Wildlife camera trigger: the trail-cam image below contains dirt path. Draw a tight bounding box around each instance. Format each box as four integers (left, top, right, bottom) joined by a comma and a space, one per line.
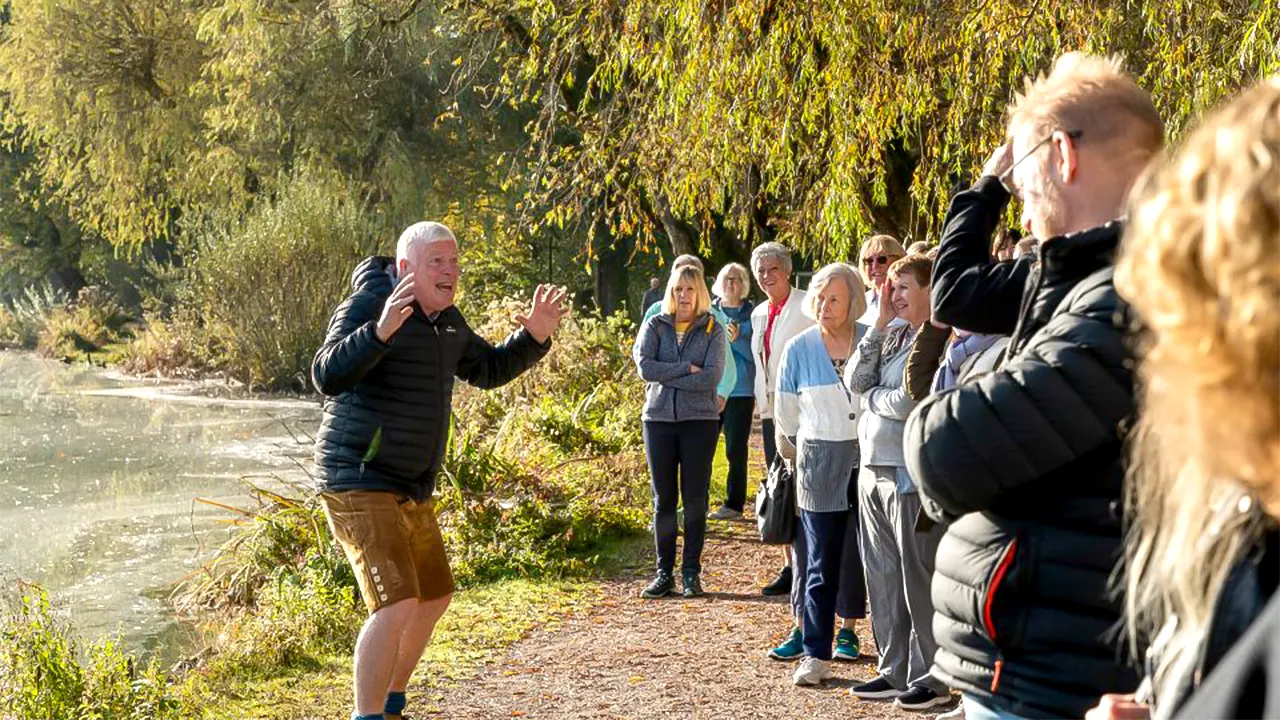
421, 521, 956, 719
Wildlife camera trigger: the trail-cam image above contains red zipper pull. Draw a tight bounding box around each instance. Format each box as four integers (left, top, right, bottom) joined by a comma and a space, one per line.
991, 656, 1004, 692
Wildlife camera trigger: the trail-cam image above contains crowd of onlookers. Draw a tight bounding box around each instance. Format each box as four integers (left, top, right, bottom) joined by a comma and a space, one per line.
632, 52, 1280, 719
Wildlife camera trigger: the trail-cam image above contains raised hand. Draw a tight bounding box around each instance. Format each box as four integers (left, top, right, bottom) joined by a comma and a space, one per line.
875, 276, 896, 330
982, 143, 1015, 180
376, 273, 416, 343
515, 284, 569, 343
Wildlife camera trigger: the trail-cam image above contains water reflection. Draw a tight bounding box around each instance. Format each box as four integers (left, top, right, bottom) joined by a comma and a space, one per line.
0, 352, 320, 658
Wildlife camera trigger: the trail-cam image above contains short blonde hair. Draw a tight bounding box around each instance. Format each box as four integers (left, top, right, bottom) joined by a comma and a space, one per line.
661, 265, 713, 317
1119, 78, 1280, 711
1007, 52, 1163, 167
906, 241, 930, 255
803, 263, 867, 329
712, 262, 750, 301
857, 234, 907, 284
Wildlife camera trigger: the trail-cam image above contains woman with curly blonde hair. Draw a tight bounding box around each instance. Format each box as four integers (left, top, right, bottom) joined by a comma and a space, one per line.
1087, 79, 1280, 720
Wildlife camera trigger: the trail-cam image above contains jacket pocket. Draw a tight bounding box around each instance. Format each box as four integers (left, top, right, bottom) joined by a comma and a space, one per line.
982, 535, 1020, 645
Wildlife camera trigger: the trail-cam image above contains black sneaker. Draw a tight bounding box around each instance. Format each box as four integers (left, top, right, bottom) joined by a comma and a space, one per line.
681, 572, 704, 598
640, 571, 675, 599
893, 685, 953, 710
849, 676, 903, 700
761, 565, 792, 596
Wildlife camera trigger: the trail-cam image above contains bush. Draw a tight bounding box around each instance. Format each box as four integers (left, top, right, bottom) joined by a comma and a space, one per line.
112, 315, 208, 378
0, 281, 66, 349
0, 588, 183, 720
35, 286, 132, 362
183, 167, 391, 390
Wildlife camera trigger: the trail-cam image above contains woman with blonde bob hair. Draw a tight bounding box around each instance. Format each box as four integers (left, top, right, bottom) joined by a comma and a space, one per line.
1087, 79, 1280, 720
773, 263, 870, 686
856, 235, 907, 327
634, 264, 726, 600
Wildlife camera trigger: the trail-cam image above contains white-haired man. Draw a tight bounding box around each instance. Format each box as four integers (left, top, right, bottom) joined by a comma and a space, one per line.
312, 221, 566, 720
906, 53, 1163, 719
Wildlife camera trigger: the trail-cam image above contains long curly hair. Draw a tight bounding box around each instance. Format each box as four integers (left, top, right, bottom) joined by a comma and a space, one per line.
1117, 78, 1280, 714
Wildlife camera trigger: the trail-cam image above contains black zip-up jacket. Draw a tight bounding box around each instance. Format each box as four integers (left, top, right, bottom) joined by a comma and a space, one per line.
311, 256, 550, 501
905, 176, 1140, 718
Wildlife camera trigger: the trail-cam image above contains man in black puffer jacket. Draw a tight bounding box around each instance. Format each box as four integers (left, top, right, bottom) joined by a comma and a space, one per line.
904, 53, 1164, 719
312, 221, 565, 720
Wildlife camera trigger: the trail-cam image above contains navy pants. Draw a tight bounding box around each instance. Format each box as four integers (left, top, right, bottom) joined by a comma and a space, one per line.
719, 396, 754, 511
643, 420, 718, 575
798, 509, 855, 660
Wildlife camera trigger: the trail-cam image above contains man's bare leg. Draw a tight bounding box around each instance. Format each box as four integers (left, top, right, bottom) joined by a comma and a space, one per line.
353, 598, 419, 715
388, 594, 452, 693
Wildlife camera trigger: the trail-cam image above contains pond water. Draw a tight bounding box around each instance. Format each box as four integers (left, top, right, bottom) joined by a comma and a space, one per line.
0, 352, 321, 658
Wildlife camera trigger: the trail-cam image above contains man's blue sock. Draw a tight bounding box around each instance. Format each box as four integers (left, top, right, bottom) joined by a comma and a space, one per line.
352, 714, 384, 720
385, 691, 408, 715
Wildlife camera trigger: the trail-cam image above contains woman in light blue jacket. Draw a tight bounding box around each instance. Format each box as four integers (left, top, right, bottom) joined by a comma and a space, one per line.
770, 263, 870, 687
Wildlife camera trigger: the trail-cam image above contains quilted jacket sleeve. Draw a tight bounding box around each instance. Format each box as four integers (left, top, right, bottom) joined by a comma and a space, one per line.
311, 288, 391, 397
906, 269, 1133, 516
931, 176, 1032, 335
456, 317, 552, 389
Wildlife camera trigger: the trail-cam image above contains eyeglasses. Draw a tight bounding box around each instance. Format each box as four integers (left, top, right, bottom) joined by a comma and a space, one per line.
861, 255, 890, 266
1001, 129, 1083, 184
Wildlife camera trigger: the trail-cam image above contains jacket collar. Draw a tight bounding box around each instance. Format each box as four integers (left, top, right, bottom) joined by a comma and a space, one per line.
1037, 220, 1122, 285
653, 312, 714, 332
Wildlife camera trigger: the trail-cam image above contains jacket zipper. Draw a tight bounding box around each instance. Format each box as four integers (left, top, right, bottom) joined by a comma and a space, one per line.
984, 537, 1019, 692
1009, 264, 1044, 356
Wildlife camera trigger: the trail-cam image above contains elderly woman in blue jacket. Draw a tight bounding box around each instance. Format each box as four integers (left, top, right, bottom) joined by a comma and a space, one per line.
633, 264, 726, 600
772, 263, 870, 687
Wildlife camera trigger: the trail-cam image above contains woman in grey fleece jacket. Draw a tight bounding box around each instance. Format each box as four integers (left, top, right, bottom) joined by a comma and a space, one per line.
844, 254, 951, 709
632, 265, 725, 600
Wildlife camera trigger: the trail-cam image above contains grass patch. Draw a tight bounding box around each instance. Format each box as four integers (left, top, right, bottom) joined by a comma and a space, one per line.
193, 579, 596, 719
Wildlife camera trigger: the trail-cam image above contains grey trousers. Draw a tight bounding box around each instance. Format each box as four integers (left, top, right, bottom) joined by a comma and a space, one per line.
858, 465, 947, 693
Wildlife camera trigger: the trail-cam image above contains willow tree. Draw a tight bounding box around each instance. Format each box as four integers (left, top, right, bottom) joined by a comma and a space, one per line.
0, 0, 534, 252
476, 0, 1280, 260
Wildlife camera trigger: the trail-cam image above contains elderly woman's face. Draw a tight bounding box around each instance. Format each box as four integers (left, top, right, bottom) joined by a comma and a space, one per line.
861, 249, 897, 287
815, 279, 851, 332
892, 271, 931, 328
721, 272, 747, 302
754, 256, 790, 301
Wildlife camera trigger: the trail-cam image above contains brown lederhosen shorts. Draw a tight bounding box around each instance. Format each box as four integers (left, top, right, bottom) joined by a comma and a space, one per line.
320, 490, 456, 613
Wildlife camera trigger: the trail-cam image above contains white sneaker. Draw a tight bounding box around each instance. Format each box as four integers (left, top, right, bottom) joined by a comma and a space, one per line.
936, 700, 966, 719
792, 657, 832, 686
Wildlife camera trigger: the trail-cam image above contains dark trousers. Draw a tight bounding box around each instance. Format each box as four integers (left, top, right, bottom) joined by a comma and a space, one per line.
799, 509, 851, 660
643, 420, 718, 575
719, 396, 754, 511
790, 485, 868, 620
761, 418, 778, 469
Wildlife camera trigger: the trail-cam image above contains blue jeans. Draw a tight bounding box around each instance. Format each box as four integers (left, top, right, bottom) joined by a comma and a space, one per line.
963, 695, 1031, 720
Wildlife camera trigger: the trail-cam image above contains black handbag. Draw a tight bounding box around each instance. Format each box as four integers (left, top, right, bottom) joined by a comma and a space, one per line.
756, 454, 796, 545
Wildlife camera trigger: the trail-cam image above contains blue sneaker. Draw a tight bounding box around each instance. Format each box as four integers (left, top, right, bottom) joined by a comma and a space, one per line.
768, 627, 805, 661
833, 628, 860, 662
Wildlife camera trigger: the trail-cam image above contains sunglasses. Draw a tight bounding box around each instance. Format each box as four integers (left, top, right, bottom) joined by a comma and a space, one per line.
861, 255, 890, 266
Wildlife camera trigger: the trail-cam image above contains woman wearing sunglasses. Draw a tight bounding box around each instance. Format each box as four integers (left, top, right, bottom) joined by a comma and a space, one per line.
856, 235, 907, 328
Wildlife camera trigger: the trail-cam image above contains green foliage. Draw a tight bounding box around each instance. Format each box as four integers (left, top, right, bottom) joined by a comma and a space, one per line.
480, 0, 1280, 255
183, 167, 387, 390
0, 588, 183, 720
35, 286, 133, 361
0, 280, 65, 348
111, 316, 208, 378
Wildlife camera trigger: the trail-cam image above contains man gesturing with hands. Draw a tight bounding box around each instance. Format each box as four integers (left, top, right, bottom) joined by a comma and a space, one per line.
312, 221, 566, 720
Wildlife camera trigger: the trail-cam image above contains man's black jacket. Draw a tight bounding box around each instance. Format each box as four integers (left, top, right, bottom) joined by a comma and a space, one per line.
312, 256, 549, 501
905, 176, 1140, 718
